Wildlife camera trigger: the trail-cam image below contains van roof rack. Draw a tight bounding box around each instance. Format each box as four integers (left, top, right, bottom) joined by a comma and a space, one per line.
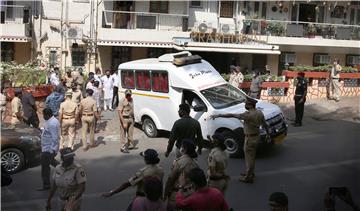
173, 55, 202, 66
158, 51, 192, 62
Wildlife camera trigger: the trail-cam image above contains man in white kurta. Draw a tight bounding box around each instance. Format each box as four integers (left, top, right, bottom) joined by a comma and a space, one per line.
101, 70, 114, 111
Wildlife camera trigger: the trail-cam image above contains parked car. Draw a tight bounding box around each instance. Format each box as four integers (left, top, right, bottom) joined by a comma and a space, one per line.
1, 123, 41, 174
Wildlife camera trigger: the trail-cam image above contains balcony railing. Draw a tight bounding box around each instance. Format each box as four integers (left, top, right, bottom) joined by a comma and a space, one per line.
102, 10, 189, 32
243, 19, 360, 40
0, 5, 30, 24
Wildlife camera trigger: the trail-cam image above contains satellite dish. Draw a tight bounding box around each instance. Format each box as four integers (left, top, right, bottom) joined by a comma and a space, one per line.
198, 23, 208, 33
68, 28, 78, 39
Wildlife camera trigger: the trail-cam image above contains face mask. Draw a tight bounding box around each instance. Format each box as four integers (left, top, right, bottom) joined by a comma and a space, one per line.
107, 74, 110, 78
180, 147, 185, 155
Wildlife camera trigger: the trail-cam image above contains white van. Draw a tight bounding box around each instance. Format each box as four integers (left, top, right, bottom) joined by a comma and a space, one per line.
118, 52, 287, 157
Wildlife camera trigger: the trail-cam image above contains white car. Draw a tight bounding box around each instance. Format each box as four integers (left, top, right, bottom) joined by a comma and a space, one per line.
118, 52, 287, 157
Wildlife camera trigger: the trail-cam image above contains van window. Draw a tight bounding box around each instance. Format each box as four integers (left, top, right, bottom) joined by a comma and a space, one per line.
136, 70, 151, 91
152, 71, 169, 93
201, 83, 246, 109
121, 70, 135, 89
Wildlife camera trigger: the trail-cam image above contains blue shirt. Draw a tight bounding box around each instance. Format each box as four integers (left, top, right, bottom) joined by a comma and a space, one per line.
41, 116, 60, 153
45, 92, 64, 116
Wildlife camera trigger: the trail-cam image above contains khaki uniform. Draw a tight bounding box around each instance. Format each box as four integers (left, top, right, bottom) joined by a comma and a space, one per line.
11, 96, 22, 125
53, 163, 86, 211
238, 108, 267, 179
71, 90, 83, 105
207, 147, 229, 194
59, 99, 78, 149
128, 164, 164, 196
165, 154, 198, 204
330, 65, 341, 101
79, 96, 97, 148
64, 75, 75, 89
118, 97, 134, 149
72, 71, 84, 90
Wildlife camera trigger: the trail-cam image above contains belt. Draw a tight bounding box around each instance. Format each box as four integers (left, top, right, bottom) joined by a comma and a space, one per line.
62, 117, 75, 120
82, 113, 94, 116
245, 133, 260, 137
135, 192, 145, 197
295, 94, 303, 97
122, 116, 133, 119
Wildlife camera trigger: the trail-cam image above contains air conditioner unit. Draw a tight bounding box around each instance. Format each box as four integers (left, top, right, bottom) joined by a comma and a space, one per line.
347, 55, 360, 65
194, 22, 212, 33
67, 27, 83, 40
315, 55, 331, 64
285, 54, 296, 63
220, 23, 235, 34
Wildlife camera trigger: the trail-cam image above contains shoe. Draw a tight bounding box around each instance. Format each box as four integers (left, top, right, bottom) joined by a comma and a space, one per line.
240, 173, 255, 178
239, 176, 254, 184
128, 143, 138, 150
89, 143, 99, 148
37, 186, 50, 191
120, 148, 129, 153
293, 123, 302, 127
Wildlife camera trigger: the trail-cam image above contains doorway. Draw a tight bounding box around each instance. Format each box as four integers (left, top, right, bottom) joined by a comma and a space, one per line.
299, 4, 316, 22
252, 54, 267, 73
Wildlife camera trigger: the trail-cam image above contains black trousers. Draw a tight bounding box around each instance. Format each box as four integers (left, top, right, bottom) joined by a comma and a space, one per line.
294, 96, 305, 124
41, 152, 59, 187
24, 112, 40, 129
112, 86, 119, 109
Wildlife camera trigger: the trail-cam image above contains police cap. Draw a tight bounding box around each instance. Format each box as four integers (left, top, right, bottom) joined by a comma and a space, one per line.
125, 89, 132, 96
212, 133, 225, 144
140, 149, 159, 160
60, 147, 75, 158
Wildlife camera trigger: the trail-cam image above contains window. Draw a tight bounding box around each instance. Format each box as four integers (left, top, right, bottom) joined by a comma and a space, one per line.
1, 42, 14, 62
346, 55, 360, 66
112, 47, 130, 70
49, 50, 57, 66
190, 1, 202, 8
150, 1, 168, 13
313, 53, 330, 66
152, 71, 169, 93
279, 52, 296, 73
71, 48, 85, 66
136, 70, 151, 91
121, 70, 135, 89
220, 1, 234, 18
72, 0, 89, 2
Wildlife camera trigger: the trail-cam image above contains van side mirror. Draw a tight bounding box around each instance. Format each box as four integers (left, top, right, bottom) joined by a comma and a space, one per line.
193, 105, 206, 112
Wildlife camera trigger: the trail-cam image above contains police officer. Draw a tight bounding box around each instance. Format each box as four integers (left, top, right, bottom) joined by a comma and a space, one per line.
249, 70, 262, 99
329, 59, 342, 102
70, 83, 83, 106
118, 89, 135, 153
79, 89, 99, 151
101, 149, 164, 198
72, 68, 84, 91
165, 103, 203, 158
46, 148, 86, 211
164, 139, 199, 208
11, 88, 23, 125
64, 70, 75, 89
293, 72, 307, 127
59, 91, 79, 149
211, 98, 271, 183
207, 134, 229, 194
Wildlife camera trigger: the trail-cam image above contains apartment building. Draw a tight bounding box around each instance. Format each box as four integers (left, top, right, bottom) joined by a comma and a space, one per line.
1, 1, 359, 75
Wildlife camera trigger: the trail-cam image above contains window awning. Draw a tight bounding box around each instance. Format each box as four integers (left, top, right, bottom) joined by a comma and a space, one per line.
173, 42, 281, 55
97, 40, 173, 48
0, 36, 31, 42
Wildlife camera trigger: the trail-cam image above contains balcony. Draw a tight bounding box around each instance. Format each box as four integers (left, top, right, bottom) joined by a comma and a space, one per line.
0, 5, 31, 41
98, 10, 189, 46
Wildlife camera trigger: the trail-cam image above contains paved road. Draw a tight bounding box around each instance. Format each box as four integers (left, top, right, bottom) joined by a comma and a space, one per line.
2, 100, 360, 211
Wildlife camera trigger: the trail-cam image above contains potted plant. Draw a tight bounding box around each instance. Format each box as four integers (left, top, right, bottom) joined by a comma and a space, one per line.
266, 22, 285, 36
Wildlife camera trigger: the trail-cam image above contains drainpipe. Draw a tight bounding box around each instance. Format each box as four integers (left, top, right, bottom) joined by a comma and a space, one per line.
94, 0, 99, 73
60, 0, 63, 72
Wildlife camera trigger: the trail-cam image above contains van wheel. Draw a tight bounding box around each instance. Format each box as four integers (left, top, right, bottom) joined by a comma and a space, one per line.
222, 130, 244, 158
142, 117, 158, 138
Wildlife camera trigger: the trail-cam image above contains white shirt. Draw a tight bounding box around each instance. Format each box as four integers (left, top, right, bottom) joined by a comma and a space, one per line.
41, 116, 60, 153
101, 75, 114, 99
94, 74, 103, 88
86, 81, 95, 91
50, 72, 60, 86
111, 74, 120, 88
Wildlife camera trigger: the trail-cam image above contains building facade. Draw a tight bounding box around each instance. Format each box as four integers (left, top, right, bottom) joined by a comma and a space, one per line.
1, 1, 359, 75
